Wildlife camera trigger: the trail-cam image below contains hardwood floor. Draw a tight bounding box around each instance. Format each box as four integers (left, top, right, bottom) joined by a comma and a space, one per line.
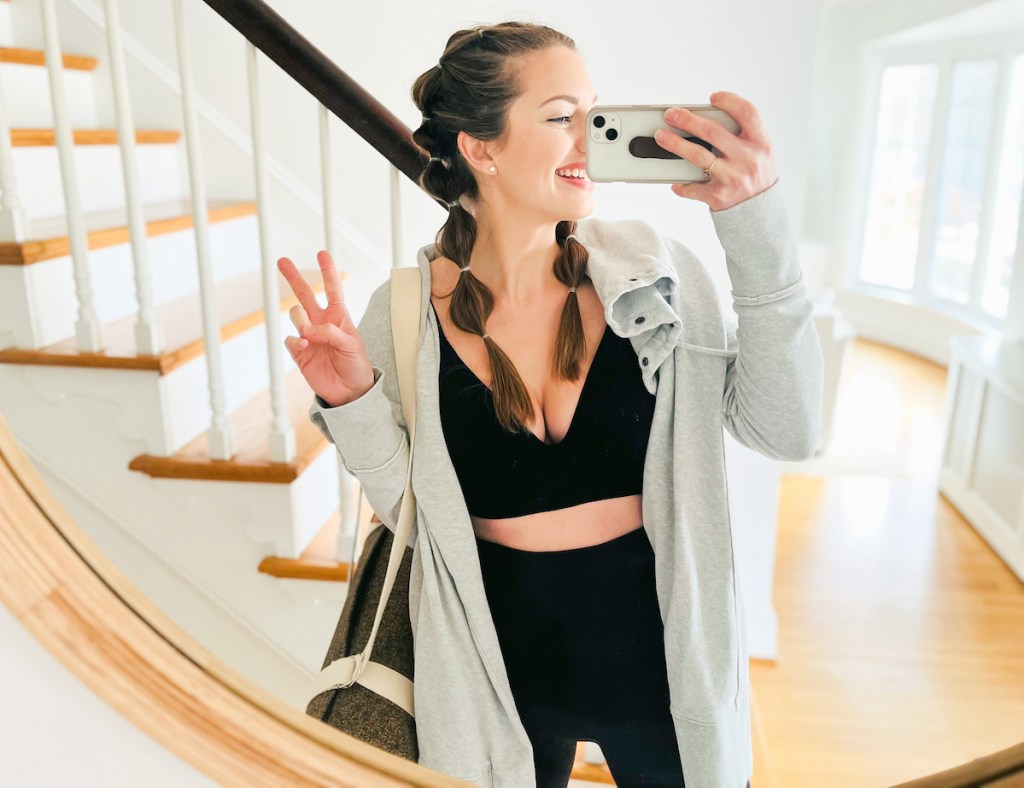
757, 339, 1024, 787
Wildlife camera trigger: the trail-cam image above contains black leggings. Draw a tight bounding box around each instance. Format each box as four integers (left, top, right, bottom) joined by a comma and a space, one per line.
475, 524, 687, 787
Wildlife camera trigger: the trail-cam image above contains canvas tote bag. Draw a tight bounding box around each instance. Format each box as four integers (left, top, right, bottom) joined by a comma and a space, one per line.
305, 266, 422, 761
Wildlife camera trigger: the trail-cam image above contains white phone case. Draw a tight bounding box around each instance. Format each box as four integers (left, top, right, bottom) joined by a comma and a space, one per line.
584, 104, 740, 184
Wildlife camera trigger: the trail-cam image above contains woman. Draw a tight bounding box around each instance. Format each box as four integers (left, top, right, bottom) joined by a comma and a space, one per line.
279, 21, 821, 788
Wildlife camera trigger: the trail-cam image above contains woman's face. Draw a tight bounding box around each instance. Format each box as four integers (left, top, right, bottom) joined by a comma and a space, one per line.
462, 46, 598, 223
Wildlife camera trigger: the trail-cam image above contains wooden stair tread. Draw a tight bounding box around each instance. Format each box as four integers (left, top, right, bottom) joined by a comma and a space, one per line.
258, 510, 352, 582
571, 751, 615, 784
11, 128, 181, 147
129, 364, 330, 484
0, 200, 258, 266
0, 265, 335, 374
0, 46, 97, 70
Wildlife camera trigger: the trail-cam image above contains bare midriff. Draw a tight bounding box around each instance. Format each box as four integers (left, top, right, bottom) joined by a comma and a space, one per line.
472, 493, 644, 552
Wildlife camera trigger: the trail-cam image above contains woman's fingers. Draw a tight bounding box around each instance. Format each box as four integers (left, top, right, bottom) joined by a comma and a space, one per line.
283, 334, 308, 358
317, 250, 356, 330
299, 320, 350, 350
289, 303, 311, 331
663, 107, 740, 158
278, 256, 324, 320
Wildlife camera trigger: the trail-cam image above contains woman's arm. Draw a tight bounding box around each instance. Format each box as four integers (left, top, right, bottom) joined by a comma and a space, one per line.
308, 280, 411, 533
711, 180, 824, 460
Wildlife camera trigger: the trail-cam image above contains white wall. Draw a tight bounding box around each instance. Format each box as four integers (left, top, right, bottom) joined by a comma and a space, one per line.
261, 0, 827, 314
33, 0, 827, 318
0, 603, 213, 787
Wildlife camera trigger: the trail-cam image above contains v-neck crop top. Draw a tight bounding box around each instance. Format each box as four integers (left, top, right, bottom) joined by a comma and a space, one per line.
431, 301, 656, 519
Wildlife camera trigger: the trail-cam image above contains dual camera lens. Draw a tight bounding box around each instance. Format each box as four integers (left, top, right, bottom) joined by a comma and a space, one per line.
592, 115, 617, 140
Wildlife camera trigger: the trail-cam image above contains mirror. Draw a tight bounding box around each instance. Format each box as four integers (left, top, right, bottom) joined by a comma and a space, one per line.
1, 0, 1022, 785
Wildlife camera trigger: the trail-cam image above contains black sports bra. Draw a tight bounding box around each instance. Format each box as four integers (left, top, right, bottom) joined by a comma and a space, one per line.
431, 300, 656, 519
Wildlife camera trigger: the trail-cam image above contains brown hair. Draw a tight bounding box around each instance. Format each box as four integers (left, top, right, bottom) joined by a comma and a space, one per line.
411, 22, 590, 436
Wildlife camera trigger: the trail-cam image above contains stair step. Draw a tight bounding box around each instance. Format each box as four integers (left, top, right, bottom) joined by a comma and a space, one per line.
259, 509, 352, 582
0, 46, 97, 71
129, 363, 329, 484
0, 199, 257, 266
0, 263, 333, 373
10, 128, 180, 147
571, 747, 615, 784
259, 494, 384, 582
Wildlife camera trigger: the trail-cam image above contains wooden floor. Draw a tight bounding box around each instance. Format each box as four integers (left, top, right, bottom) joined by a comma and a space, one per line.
755, 339, 1024, 787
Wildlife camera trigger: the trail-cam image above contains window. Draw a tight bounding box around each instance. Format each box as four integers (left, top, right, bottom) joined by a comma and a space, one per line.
855, 46, 1024, 329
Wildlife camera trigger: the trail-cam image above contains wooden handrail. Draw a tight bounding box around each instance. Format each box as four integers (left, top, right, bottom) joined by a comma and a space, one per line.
200, 0, 432, 194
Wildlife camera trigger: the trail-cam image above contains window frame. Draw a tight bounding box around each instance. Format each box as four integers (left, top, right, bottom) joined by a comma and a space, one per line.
845, 28, 1024, 335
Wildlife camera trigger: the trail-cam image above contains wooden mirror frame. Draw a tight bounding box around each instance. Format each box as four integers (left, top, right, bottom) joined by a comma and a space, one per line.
0, 411, 460, 786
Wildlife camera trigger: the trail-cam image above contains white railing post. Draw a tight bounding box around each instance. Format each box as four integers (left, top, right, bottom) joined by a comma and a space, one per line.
171, 0, 232, 459
39, 0, 103, 352
389, 163, 403, 266
319, 102, 361, 564
103, 0, 164, 356
0, 79, 29, 243
246, 42, 295, 463
319, 104, 334, 260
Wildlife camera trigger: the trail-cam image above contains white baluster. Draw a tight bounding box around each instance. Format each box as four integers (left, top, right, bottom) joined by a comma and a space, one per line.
103, 0, 163, 356
319, 103, 334, 259
246, 42, 295, 463
320, 102, 361, 564
389, 163, 403, 266
171, 0, 232, 459
40, 0, 103, 352
0, 80, 29, 242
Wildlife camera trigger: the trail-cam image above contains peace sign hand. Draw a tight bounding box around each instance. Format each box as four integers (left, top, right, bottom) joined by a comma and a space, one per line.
277, 250, 375, 408
654, 91, 778, 212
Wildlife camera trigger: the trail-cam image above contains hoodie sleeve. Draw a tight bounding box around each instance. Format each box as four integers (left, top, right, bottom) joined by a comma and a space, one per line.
709, 178, 824, 461
307, 279, 410, 534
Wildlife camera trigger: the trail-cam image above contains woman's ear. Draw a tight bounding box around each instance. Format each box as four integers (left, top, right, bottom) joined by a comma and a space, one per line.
456, 130, 496, 177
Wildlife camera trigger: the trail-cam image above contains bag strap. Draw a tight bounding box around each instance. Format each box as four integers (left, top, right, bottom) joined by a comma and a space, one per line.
309, 267, 422, 713
352, 266, 421, 671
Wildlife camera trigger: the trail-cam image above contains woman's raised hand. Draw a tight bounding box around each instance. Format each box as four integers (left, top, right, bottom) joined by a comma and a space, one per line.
278, 250, 375, 408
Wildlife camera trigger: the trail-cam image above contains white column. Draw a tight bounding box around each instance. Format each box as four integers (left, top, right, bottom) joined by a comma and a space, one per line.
246, 42, 295, 463
40, 0, 103, 352
103, 0, 163, 355
171, 0, 232, 459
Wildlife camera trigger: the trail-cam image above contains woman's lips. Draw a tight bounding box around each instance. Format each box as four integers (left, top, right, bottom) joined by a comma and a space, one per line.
557, 172, 595, 191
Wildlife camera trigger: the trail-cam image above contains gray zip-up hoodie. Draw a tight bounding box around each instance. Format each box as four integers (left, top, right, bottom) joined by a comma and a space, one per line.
309, 177, 823, 787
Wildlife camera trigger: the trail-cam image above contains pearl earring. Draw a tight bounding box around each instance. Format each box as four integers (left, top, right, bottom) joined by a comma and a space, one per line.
489, 165, 496, 174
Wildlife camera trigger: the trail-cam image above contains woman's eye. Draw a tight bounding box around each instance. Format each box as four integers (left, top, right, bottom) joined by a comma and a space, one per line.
549, 116, 572, 124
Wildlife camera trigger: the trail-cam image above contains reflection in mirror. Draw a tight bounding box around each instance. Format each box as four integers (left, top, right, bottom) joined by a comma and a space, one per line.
1, 0, 1022, 786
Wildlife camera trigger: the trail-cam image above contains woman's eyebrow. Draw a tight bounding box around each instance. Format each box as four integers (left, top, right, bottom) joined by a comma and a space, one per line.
540, 94, 598, 107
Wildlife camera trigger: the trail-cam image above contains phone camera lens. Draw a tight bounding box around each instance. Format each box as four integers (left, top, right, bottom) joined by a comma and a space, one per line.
606, 128, 618, 141
593, 115, 606, 128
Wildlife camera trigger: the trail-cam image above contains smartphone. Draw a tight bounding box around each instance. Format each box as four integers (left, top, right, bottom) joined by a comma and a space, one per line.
584, 104, 740, 184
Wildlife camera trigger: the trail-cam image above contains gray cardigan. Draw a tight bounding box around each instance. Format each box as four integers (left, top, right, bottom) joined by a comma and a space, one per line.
309, 177, 823, 787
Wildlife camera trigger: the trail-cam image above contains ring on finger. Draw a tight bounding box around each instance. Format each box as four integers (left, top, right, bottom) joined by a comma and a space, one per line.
703, 155, 719, 176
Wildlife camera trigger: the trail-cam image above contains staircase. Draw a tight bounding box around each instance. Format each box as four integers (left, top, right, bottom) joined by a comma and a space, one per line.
0, 2, 635, 783
0, 0, 378, 710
